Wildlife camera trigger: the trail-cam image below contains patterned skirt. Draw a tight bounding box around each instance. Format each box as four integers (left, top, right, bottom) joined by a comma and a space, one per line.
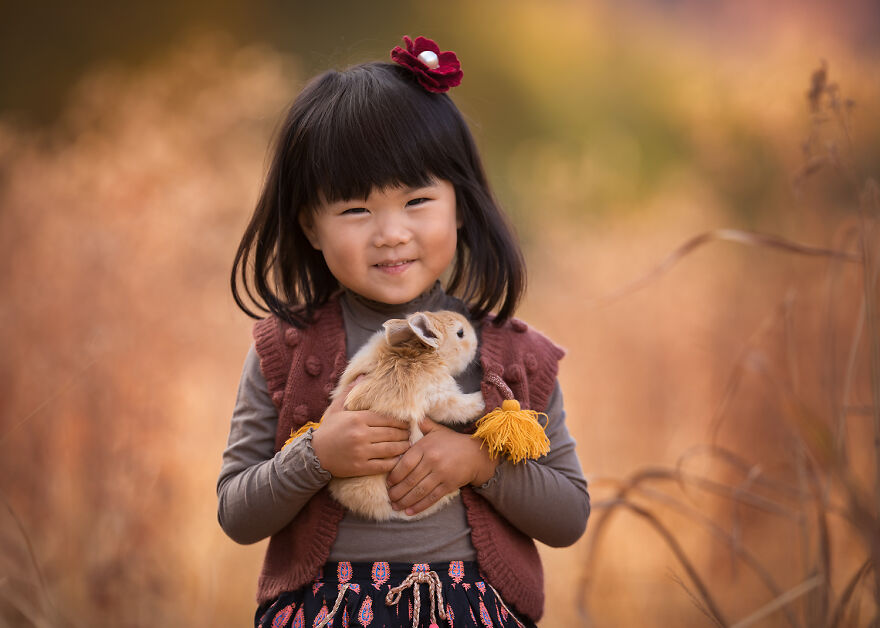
255, 561, 537, 628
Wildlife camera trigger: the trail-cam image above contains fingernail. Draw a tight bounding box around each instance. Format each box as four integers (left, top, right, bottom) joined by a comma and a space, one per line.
405, 508, 415, 516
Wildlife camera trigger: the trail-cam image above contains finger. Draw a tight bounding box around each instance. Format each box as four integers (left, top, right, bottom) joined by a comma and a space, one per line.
360, 411, 408, 429
325, 387, 351, 414
388, 462, 433, 505
367, 426, 411, 443
386, 448, 424, 493
418, 416, 440, 432
395, 474, 443, 511
404, 484, 454, 516
359, 457, 401, 475
368, 440, 410, 460
327, 375, 366, 412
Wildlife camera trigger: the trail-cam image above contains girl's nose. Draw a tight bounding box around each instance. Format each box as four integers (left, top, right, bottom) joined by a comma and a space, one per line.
372, 213, 411, 248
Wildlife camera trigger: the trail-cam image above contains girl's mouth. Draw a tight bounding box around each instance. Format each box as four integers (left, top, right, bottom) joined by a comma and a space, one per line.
374, 259, 414, 274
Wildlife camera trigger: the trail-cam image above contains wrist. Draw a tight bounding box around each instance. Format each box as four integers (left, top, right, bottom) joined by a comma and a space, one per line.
310, 429, 329, 472
469, 438, 500, 486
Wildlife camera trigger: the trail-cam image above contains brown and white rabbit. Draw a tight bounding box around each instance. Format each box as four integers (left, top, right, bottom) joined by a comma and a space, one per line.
328, 310, 485, 521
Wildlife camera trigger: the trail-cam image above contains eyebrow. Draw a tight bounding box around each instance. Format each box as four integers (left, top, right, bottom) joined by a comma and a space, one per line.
373, 183, 435, 198
402, 180, 440, 193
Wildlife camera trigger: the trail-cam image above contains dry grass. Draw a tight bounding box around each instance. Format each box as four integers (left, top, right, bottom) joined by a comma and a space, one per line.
573, 66, 880, 627
0, 37, 288, 626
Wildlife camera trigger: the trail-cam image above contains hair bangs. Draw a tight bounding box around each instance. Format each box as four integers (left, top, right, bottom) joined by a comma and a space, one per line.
299, 64, 462, 207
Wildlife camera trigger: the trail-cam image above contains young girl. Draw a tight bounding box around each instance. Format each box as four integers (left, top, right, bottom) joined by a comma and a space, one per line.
218, 36, 589, 628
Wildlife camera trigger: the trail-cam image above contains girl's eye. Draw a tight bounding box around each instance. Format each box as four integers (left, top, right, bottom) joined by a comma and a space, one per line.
341, 207, 368, 215
406, 197, 430, 207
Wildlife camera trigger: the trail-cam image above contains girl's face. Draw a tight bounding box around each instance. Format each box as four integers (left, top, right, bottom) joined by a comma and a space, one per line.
301, 178, 459, 305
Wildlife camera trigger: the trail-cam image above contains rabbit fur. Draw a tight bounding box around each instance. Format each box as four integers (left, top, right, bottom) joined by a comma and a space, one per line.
328, 310, 485, 521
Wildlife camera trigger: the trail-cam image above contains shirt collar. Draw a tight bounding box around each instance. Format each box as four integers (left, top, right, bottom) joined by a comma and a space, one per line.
340, 281, 449, 333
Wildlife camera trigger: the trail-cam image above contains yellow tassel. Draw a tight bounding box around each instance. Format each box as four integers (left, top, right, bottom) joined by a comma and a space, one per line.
472, 399, 550, 464
283, 420, 321, 447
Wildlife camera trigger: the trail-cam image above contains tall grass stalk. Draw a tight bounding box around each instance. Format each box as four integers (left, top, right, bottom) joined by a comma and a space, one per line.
580, 65, 880, 627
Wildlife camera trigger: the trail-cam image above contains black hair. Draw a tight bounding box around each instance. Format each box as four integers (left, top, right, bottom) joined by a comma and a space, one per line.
231, 61, 525, 327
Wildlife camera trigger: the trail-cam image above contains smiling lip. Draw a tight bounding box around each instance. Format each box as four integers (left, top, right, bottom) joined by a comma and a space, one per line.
374, 259, 414, 274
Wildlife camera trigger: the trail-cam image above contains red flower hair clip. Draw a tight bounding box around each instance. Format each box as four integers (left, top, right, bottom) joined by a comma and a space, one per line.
390, 36, 463, 93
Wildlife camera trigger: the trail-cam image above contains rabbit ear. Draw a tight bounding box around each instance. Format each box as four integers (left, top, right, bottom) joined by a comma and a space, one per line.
383, 318, 414, 346
406, 312, 441, 349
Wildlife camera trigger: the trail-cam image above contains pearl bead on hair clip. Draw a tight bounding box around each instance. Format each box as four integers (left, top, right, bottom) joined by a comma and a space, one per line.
417, 50, 440, 69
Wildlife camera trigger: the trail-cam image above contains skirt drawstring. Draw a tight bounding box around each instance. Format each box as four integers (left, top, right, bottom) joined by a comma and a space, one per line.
314, 583, 350, 628
486, 583, 527, 628
256, 561, 537, 628
384, 570, 446, 628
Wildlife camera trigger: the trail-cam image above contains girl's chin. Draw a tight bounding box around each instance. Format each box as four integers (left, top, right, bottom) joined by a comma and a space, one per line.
361, 284, 435, 305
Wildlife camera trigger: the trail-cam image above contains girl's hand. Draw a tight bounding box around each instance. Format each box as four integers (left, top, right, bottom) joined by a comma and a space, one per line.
311, 388, 411, 478
386, 417, 499, 516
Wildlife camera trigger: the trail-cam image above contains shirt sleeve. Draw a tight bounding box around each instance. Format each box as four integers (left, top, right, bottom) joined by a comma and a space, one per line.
216, 344, 331, 544
473, 380, 590, 547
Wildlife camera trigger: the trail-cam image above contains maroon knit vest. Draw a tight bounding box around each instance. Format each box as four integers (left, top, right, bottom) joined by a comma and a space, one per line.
252, 296, 564, 621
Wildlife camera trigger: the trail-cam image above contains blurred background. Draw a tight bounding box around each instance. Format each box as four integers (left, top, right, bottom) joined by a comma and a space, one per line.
2, 1, 879, 626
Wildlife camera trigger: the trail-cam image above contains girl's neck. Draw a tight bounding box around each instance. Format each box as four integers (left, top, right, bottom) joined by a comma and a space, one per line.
341, 281, 446, 331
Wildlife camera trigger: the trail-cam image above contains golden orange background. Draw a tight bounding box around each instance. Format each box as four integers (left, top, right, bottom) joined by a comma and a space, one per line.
1, 2, 879, 626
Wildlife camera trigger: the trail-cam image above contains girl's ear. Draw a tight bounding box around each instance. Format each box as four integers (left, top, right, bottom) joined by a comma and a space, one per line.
298, 211, 321, 250
406, 313, 441, 349
383, 318, 414, 346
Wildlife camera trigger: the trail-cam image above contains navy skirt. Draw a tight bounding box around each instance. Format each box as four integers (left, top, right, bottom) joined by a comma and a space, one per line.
255, 561, 537, 628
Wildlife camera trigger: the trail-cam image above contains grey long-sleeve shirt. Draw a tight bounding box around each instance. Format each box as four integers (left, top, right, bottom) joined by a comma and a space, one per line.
217, 285, 589, 562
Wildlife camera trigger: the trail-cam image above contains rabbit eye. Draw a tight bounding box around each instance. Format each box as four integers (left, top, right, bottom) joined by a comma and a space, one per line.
457, 328, 464, 338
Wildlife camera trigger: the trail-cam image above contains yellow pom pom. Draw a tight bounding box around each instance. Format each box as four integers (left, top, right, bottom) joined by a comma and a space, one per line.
283, 420, 322, 447
472, 400, 550, 464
